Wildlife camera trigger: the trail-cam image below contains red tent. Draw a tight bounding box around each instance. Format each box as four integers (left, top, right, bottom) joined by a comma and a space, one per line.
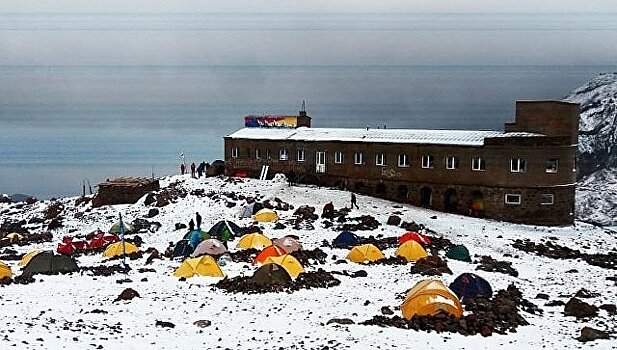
57, 242, 76, 255
89, 233, 120, 249
398, 231, 431, 246
252, 245, 287, 265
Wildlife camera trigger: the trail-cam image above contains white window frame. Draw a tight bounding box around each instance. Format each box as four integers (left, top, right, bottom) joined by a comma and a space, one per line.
472, 157, 485, 171
279, 148, 289, 161
421, 155, 434, 169
354, 152, 364, 165
398, 154, 410, 168
375, 154, 386, 166
540, 194, 554, 205
445, 156, 459, 170
231, 147, 239, 158
297, 149, 305, 162
335, 151, 344, 164
255, 149, 261, 159
505, 194, 522, 205
510, 158, 526, 173
546, 158, 558, 173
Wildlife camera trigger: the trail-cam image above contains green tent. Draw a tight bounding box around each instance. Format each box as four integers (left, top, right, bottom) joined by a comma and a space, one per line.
110, 221, 134, 235
183, 230, 210, 241
250, 263, 292, 287
208, 220, 241, 242
22, 251, 79, 276
446, 244, 472, 262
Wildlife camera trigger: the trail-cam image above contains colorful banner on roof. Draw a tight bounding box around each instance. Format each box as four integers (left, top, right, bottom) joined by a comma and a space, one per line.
245, 115, 298, 128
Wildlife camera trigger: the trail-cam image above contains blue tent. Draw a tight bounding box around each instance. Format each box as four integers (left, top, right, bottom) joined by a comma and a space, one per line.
332, 231, 360, 248
449, 273, 493, 301
172, 239, 194, 258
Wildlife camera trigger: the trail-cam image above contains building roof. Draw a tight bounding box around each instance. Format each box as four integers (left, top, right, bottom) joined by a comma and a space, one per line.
226, 127, 543, 146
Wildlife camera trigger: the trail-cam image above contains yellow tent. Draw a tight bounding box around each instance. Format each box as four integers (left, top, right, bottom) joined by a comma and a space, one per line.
103, 242, 140, 258
346, 244, 385, 263
0, 261, 12, 279
264, 254, 304, 278
18, 249, 43, 266
236, 232, 272, 250
253, 208, 279, 223
401, 279, 463, 319
173, 255, 225, 278
395, 240, 429, 262
6, 233, 24, 242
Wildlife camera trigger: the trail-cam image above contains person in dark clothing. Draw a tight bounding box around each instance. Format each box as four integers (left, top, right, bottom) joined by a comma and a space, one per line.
322, 201, 334, 219
190, 162, 196, 178
197, 161, 206, 178
196, 212, 202, 230
351, 192, 359, 209
180, 163, 186, 175
188, 219, 195, 232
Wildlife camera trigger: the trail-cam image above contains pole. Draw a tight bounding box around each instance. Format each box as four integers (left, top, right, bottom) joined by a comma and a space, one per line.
119, 213, 126, 269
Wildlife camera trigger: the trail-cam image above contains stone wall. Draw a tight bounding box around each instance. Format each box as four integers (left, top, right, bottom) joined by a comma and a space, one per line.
92, 178, 160, 208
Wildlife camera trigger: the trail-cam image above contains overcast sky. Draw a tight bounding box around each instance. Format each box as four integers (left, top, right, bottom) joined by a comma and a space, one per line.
3, 0, 616, 13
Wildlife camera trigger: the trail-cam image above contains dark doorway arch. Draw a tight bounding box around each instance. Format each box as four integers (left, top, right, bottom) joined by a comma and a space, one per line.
420, 187, 432, 207
375, 183, 387, 196
397, 185, 409, 199
470, 191, 485, 217
444, 188, 458, 213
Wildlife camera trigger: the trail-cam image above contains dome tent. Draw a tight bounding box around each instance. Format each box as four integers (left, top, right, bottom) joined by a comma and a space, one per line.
401, 279, 463, 319
250, 263, 292, 287
449, 273, 493, 301
332, 231, 360, 249
346, 244, 384, 263
395, 240, 429, 262
446, 245, 472, 262
22, 251, 79, 276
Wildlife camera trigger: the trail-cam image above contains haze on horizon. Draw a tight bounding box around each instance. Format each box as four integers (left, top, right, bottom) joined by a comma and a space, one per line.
3, 0, 617, 13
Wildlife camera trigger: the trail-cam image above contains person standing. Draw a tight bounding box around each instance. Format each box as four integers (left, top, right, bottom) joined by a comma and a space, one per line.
351, 192, 359, 209
196, 212, 202, 230
190, 162, 196, 178
180, 163, 186, 175
188, 218, 195, 232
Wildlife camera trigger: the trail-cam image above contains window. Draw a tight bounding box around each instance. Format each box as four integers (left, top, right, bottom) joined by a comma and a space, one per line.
511, 158, 526, 173
546, 158, 558, 173
505, 194, 522, 205
354, 152, 364, 165
472, 157, 486, 171
231, 147, 239, 158
266, 149, 272, 159
255, 149, 262, 159
421, 155, 434, 169
297, 149, 305, 162
445, 156, 459, 170
375, 154, 386, 166
541, 194, 554, 205
335, 151, 344, 164
279, 148, 289, 161
398, 154, 410, 167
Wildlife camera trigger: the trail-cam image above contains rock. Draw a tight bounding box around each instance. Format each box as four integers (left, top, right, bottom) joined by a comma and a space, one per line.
47, 218, 63, 230
25, 196, 38, 205
145, 250, 161, 265
565, 269, 578, 273
564, 298, 598, 318
225, 201, 236, 208
144, 193, 156, 206
113, 288, 140, 302
352, 270, 367, 278
545, 300, 565, 307
0, 194, 10, 204
577, 326, 610, 342
363, 300, 371, 306
535, 293, 550, 300
28, 217, 45, 225
599, 304, 616, 315
574, 288, 600, 299
273, 223, 286, 230
430, 215, 437, 219
411, 256, 452, 276
193, 320, 212, 328
476, 256, 518, 277
386, 215, 401, 226
146, 208, 159, 218
327, 318, 355, 325
381, 306, 394, 315
174, 223, 187, 230
155, 320, 175, 328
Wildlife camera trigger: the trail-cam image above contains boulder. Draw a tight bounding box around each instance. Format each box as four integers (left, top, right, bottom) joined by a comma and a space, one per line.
386, 215, 401, 226
564, 298, 598, 318
577, 326, 610, 342
146, 208, 159, 218
327, 318, 355, 325
114, 288, 140, 302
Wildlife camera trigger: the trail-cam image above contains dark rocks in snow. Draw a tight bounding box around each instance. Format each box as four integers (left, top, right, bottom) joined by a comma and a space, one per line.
82, 264, 130, 277
360, 236, 398, 251
291, 248, 327, 266
476, 256, 519, 277
146, 208, 159, 218
577, 326, 610, 342
545, 300, 565, 307
132, 219, 161, 234
600, 304, 617, 315
381, 306, 394, 315
194, 320, 212, 328
327, 318, 355, 325
174, 223, 187, 231
512, 239, 617, 270
1, 220, 28, 234
338, 215, 380, 231
28, 217, 45, 225
155, 320, 175, 328
361, 284, 533, 337
535, 293, 550, 300
273, 222, 286, 230
216, 269, 340, 294
574, 288, 600, 299
114, 288, 140, 302
47, 218, 63, 230
411, 256, 452, 276
44, 201, 64, 220
229, 249, 258, 263
386, 215, 401, 226
564, 298, 598, 318
366, 256, 407, 266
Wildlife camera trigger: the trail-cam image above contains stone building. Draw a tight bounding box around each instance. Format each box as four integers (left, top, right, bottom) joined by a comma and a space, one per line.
224, 101, 579, 225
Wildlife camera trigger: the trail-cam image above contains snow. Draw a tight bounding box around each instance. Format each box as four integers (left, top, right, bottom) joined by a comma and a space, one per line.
227, 127, 543, 146
1, 175, 616, 350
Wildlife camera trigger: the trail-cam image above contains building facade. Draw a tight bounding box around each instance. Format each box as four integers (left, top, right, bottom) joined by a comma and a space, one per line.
224, 101, 579, 225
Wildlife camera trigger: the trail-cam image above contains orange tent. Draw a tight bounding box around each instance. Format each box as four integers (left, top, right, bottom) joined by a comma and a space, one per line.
398, 231, 431, 245
253, 245, 287, 265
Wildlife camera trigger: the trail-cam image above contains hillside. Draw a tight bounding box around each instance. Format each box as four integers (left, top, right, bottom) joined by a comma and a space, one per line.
566, 73, 617, 225
0, 175, 615, 349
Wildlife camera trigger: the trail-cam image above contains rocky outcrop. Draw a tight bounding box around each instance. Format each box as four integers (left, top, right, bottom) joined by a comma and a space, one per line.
92, 178, 160, 208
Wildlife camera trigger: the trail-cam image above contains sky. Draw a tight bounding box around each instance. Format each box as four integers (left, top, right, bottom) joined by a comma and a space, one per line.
2, 0, 617, 13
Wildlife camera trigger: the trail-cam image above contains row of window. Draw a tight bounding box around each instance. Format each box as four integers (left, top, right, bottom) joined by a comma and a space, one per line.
230, 147, 561, 173
505, 193, 554, 205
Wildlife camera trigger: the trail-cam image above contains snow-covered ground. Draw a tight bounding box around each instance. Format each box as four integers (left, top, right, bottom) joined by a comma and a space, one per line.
1, 175, 616, 350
